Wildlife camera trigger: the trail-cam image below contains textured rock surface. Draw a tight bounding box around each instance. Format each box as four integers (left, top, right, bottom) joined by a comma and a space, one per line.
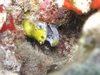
0, 0, 99, 75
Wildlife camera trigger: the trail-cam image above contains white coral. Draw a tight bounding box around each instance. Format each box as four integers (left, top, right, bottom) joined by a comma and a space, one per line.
0, 12, 6, 30
72, 0, 92, 13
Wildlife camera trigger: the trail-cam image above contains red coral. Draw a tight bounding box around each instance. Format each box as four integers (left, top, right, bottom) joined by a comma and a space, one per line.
0, 5, 3, 12
0, 15, 15, 33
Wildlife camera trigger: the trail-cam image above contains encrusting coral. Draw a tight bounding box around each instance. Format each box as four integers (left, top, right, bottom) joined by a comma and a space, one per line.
0, 0, 100, 75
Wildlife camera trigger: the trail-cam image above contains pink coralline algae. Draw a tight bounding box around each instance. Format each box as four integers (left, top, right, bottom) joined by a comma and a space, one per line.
39, 2, 75, 26
11, 0, 83, 27
39, 0, 53, 10
56, 26, 79, 56
0, 30, 21, 72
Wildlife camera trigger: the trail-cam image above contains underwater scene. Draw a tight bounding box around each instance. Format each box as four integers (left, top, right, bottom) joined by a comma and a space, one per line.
0, 0, 100, 75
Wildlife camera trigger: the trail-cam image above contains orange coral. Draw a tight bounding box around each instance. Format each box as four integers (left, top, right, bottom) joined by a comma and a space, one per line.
62, 0, 83, 14
90, 0, 100, 9
63, 0, 100, 14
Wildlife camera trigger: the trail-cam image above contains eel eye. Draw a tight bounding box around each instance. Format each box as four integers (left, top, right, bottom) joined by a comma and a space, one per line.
37, 24, 43, 29
41, 36, 44, 39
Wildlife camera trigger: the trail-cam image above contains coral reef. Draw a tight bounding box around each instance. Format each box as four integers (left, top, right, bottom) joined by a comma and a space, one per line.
47, 10, 100, 75
0, 0, 100, 75
0, 30, 21, 74
0, 16, 82, 75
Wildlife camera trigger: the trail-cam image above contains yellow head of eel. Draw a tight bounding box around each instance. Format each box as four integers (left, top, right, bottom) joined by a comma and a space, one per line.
22, 12, 47, 44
